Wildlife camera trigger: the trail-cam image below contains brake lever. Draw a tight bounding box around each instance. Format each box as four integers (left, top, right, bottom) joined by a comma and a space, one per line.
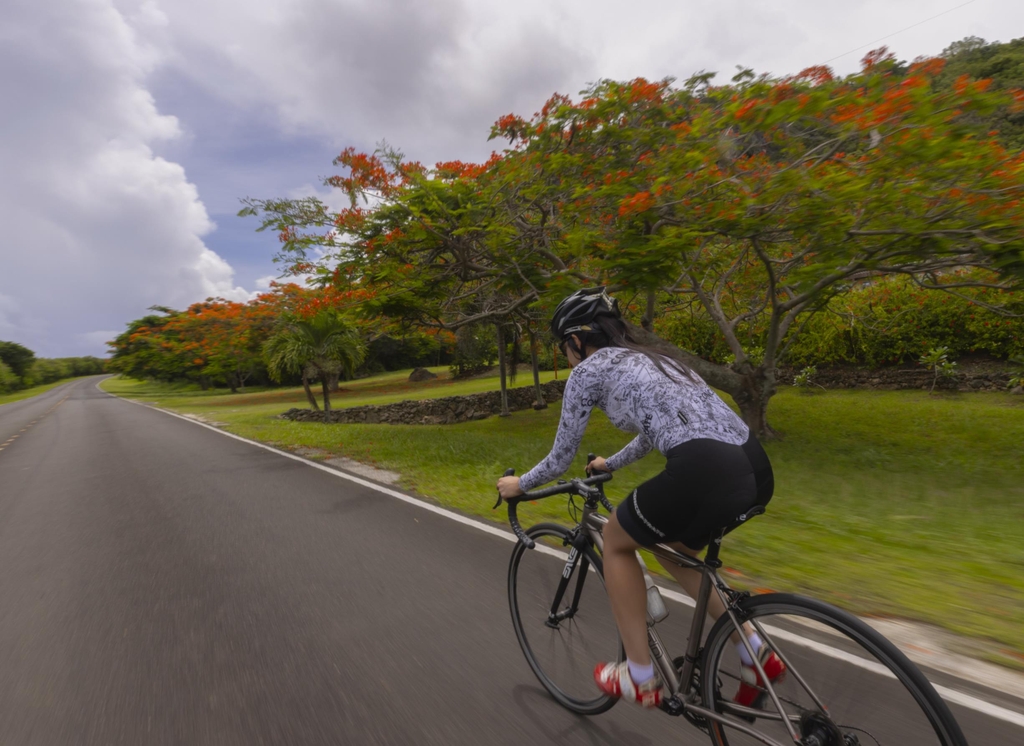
494, 467, 515, 509
586, 453, 615, 511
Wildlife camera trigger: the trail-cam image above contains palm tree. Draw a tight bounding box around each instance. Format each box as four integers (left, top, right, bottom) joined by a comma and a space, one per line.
264, 311, 366, 421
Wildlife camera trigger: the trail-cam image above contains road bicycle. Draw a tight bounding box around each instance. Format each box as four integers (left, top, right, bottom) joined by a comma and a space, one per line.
495, 458, 968, 746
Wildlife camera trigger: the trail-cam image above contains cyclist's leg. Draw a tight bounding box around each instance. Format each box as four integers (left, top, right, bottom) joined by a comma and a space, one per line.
602, 511, 651, 666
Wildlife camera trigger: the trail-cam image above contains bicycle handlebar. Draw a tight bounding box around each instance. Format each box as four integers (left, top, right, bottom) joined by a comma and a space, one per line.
494, 454, 614, 549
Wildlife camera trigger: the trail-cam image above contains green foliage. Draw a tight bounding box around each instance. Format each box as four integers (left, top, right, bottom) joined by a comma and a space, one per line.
24, 356, 106, 386
243, 44, 1024, 435
654, 309, 734, 364
656, 275, 1024, 368
0, 360, 19, 393
786, 276, 1024, 367
25, 358, 71, 386
1008, 355, 1024, 389
263, 310, 367, 414
918, 346, 959, 393
106, 311, 191, 383
793, 366, 818, 391
449, 324, 497, 379
939, 36, 1024, 151
0, 342, 102, 390
363, 333, 446, 375
0, 340, 35, 381
918, 345, 954, 371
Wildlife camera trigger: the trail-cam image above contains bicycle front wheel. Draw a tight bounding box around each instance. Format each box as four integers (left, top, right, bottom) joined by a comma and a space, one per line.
508, 523, 622, 715
700, 593, 967, 746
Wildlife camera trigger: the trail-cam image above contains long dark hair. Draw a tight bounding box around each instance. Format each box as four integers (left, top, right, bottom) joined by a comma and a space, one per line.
574, 315, 694, 382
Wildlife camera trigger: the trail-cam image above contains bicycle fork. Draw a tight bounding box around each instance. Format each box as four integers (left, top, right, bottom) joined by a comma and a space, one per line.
546, 534, 591, 628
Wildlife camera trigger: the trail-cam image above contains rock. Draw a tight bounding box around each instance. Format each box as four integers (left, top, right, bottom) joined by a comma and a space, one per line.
408, 367, 438, 382
1011, 386, 1024, 396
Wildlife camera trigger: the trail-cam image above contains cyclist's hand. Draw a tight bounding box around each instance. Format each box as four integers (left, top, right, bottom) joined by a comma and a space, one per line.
586, 456, 609, 475
497, 476, 524, 500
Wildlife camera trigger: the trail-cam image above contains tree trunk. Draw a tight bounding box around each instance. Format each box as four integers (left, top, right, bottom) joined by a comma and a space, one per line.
321, 377, 332, 423
732, 367, 779, 440
301, 372, 320, 410
328, 370, 341, 392
496, 323, 510, 416
626, 321, 780, 439
529, 331, 546, 409
641, 290, 656, 332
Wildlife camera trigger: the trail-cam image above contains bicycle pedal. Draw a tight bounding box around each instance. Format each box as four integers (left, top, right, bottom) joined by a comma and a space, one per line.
658, 695, 686, 716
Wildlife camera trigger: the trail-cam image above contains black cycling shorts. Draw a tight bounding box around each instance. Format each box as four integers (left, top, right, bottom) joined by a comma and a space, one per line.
615, 433, 774, 550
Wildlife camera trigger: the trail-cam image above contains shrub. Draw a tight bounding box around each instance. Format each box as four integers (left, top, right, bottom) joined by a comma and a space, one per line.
788, 276, 1024, 367
655, 275, 1023, 368
1009, 355, 1024, 390
0, 361, 18, 393
25, 358, 73, 386
919, 347, 959, 394
793, 366, 822, 392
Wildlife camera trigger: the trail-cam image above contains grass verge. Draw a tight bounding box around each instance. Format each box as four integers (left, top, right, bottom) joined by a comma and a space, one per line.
101, 372, 1024, 665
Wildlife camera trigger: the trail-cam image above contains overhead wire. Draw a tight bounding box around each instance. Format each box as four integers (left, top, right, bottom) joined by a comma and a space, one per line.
823, 0, 977, 65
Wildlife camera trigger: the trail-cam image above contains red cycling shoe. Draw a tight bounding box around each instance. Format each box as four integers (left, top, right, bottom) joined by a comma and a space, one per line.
734, 647, 787, 709
594, 661, 664, 709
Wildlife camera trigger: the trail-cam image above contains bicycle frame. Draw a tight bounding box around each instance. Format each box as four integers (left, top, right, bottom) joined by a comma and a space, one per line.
573, 500, 805, 746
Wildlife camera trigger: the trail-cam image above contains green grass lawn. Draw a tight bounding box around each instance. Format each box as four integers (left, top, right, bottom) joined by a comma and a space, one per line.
102, 371, 1024, 665
0, 377, 92, 407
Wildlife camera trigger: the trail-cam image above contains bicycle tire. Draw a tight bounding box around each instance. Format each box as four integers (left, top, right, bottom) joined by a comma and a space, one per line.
508, 523, 622, 715
699, 593, 968, 746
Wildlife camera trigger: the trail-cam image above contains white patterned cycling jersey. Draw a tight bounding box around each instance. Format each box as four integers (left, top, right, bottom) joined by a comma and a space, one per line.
518, 346, 750, 492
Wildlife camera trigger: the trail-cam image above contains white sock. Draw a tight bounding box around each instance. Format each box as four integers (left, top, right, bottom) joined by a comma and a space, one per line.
737, 633, 764, 667
627, 659, 655, 684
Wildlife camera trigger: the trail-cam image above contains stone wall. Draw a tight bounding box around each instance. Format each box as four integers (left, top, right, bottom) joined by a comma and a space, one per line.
280, 379, 567, 425
281, 363, 1020, 427
776, 365, 1014, 392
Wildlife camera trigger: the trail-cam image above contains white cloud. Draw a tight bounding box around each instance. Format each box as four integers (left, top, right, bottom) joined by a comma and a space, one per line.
140, 0, 1023, 166
0, 0, 247, 357
5, 0, 1023, 357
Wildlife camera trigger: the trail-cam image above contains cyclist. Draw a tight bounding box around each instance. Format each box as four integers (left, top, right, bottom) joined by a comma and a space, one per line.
497, 287, 784, 709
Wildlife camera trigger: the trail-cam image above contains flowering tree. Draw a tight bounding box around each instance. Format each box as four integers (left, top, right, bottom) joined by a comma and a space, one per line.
242, 147, 553, 412
486, 51, 1024, 434
243, 51, 1024, 436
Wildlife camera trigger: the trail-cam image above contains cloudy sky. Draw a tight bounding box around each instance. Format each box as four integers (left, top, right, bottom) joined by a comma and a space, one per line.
2, 0, 1021, 356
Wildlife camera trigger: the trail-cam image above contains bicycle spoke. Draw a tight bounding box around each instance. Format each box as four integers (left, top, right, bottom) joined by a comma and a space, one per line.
509, 525, 621, 715
702, 595, 966, 746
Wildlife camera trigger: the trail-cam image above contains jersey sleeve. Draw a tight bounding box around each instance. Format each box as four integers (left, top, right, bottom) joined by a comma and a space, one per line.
605, 433, 653, 472
518, 368, 595, 492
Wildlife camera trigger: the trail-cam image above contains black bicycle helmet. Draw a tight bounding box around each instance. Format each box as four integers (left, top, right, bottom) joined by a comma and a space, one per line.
550, 287, 621, 340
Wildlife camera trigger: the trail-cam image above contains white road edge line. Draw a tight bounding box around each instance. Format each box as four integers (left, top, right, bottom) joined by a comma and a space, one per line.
97, 379, 1024, 730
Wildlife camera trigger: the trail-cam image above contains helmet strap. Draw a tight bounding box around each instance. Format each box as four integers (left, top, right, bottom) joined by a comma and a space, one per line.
567, 335, 587, 362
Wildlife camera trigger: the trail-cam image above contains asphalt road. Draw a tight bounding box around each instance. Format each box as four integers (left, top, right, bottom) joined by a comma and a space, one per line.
0, 377, 1020, 745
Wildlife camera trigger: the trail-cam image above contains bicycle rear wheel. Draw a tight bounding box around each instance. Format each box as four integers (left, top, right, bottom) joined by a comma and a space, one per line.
508, 523, 622, 715
700, 593, 967, 746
